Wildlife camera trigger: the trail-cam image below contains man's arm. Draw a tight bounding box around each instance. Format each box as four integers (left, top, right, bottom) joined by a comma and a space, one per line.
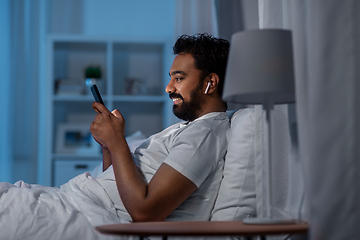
101, 147, 111, 171
90, 102, 197, 221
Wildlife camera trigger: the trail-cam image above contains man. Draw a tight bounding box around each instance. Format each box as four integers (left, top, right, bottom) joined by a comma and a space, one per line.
0, 33, 230, 240
90, 33, 230, 222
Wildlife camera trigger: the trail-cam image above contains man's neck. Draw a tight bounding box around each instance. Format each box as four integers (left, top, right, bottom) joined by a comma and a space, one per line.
195, 100, 227, 120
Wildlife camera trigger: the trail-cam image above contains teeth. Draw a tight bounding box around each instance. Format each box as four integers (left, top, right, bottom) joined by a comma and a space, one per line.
172, 98, 181, 102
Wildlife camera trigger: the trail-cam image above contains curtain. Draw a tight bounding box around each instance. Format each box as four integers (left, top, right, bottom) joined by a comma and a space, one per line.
1, 0, 45, 183
2, 0, 84, 184
173, 0, 218, 40
0, 0, 13, 182
260, 0, 360, 239
215, 0, 259, 42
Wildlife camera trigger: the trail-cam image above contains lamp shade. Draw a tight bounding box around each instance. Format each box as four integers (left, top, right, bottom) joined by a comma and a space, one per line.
222, 29, 295, 105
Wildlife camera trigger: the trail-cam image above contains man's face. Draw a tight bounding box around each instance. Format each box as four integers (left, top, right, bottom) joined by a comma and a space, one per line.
166, 53, 205, 122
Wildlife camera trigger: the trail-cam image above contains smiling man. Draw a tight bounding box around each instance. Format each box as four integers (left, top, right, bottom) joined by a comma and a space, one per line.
0, 33, 232, 240
90, 33, 230, 222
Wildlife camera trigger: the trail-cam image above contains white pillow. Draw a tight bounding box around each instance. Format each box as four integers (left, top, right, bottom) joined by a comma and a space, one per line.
211, 108, 257, 220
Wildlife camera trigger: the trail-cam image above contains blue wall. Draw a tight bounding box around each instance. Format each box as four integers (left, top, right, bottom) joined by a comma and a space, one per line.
83, 0, 175, 38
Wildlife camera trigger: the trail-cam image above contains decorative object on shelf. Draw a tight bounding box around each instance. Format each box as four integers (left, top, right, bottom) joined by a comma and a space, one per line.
125, 77, 147, 95
55, 123, 100, 155
84, 65, 105, 94
84, 65, 102, 79
222, 29, 295, 224
55, 78, 85, 95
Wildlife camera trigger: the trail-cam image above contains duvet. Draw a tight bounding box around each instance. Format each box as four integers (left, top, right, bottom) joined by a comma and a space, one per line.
0, 172, 127, 240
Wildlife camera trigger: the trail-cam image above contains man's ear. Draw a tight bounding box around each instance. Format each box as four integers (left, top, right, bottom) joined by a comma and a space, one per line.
204, 73, 220, 95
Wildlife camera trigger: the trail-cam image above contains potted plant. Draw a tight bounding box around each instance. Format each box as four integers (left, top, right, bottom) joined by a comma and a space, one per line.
84, 65, 104, 94
84, 65, 102, 79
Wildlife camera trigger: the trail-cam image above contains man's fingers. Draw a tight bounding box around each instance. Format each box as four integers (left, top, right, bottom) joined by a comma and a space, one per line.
92, 102, 108, 114
111, 109, 121, 118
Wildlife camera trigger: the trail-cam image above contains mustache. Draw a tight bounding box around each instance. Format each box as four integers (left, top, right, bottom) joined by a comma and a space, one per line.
169, 93, 183, 100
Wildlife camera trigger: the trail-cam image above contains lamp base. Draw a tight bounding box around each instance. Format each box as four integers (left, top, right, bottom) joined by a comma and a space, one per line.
243, 218, 299, 225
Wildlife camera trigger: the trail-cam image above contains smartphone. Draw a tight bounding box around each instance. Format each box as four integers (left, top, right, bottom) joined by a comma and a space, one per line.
90, 84, 105, 106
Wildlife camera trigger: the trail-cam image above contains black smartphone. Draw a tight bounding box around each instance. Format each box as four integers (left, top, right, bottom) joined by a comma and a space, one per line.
90, 84, 105, 106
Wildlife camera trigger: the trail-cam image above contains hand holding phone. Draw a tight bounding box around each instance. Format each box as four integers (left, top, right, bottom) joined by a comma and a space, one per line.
90, 84, 105, 106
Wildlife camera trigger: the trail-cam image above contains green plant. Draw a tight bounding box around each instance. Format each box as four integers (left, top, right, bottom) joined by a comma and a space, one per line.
84, 65, 102, 78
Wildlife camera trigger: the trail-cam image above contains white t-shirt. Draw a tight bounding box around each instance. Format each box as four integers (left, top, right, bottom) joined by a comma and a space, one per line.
96, 112, 229, 222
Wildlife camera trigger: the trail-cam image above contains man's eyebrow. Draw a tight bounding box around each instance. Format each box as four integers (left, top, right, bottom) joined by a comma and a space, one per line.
169, 70, 187, 76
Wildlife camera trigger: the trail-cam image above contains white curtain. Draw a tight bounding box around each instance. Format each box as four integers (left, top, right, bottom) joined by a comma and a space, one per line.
2, 0, 84, 184
173, 0, 218, 40
260, 0, 360, 239
215, 1, 360, 239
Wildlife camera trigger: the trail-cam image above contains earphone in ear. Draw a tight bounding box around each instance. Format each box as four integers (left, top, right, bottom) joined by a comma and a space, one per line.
204, 82, 211, 94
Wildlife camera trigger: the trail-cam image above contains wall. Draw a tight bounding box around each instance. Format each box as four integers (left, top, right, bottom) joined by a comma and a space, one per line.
83, 0, 175, 38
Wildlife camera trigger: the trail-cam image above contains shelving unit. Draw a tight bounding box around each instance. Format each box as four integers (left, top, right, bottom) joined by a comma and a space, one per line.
38, 35, 174, 187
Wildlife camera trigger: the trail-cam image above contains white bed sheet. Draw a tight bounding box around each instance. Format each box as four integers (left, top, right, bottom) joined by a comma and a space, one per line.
0, 172, 129, 240
0, 131, 149, 239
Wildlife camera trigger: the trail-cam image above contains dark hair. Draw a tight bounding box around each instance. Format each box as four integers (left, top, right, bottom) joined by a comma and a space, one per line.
173, 33, 230, 97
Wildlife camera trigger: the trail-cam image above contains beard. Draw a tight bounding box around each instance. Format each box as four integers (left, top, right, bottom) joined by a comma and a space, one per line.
170, 84, 204, 122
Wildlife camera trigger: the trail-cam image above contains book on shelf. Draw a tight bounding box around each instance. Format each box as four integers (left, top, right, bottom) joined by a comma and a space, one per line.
55, 78, 85, 95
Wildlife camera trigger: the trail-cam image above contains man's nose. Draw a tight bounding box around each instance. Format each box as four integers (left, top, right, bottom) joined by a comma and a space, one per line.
165, 81, 175, 94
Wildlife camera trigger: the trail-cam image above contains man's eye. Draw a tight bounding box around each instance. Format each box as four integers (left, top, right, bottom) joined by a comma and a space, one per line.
175, 78, 182, 82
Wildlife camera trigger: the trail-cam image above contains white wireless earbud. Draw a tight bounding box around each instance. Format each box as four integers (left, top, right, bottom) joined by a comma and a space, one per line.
204, 82, 211, 94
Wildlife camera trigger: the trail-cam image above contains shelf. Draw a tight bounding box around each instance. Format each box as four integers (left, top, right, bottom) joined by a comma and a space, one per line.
53, 94, 167, 102
38, 34, 173, 186
53, 153, 103, 160
112, 95, 167, 102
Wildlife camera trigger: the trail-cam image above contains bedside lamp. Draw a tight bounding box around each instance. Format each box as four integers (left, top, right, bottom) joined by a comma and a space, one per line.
222, 29, 296, 224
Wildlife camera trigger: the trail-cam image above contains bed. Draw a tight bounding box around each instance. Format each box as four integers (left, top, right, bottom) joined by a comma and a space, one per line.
0, 108, 257, 240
